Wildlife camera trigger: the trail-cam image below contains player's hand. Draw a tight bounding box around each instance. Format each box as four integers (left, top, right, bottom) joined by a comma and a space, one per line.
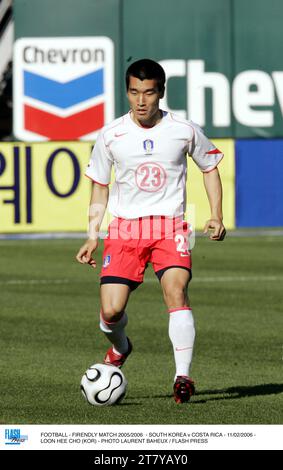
203, 219, 226, 241
76, 239, 98, 268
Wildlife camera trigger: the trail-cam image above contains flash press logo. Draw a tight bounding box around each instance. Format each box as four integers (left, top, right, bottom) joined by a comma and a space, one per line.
5, 428, 28, 446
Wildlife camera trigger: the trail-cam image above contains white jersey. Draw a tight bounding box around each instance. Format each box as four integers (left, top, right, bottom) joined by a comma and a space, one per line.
85, 111, 223, 219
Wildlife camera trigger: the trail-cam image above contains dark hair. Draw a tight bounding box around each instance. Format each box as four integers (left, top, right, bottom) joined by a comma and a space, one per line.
126, 59, 166, 92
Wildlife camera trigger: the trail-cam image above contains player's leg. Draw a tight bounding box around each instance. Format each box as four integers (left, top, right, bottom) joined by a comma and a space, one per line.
160, 267, 195, 378
99, 283, 133, 367
99, 217, 148, 367
150, 216, 195, 401
160, 267, 195, 402
160, 268, 195, 366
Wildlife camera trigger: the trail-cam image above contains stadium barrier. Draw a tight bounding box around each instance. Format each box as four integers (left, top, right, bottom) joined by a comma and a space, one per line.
0, 140, 235, 233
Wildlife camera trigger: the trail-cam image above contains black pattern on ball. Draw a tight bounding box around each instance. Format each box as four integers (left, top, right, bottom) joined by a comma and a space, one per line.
94, 372, 123, 404
85, 367, 101, 382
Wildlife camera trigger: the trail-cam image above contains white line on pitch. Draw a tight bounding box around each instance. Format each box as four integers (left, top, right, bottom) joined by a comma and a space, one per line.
0, 279, 69, 285
145, 275, 283, 283
1, 275, 282, 285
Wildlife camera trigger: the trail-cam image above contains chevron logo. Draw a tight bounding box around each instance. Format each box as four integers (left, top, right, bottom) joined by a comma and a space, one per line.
13, 37, 114, 141
23, 69, 105, 139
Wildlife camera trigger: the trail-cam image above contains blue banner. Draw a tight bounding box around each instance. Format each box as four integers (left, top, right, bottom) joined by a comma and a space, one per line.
236, 139, 283, 227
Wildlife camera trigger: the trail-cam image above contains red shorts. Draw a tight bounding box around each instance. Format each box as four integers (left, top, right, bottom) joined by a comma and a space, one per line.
100, 216, 192, 290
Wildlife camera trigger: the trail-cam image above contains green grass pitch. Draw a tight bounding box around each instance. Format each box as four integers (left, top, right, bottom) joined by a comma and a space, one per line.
0, 235, 282, 424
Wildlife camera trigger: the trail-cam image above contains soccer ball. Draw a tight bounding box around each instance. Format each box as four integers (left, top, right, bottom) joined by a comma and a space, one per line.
80, 363, 127, 406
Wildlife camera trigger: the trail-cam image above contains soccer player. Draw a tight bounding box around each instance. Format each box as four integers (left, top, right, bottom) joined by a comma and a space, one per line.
76, 59, 226, 404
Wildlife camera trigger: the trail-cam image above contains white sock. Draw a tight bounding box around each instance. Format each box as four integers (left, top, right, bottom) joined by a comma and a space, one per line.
100, 311, 129, 354
168, 307, 195, 380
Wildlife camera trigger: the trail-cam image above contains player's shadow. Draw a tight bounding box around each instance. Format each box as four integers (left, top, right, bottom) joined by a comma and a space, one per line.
192, 383, 283, 404
150, 383, 283, 403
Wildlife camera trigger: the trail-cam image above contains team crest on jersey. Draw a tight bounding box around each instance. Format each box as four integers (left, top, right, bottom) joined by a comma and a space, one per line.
103, 254, 111, 267
143, 139, 154, 155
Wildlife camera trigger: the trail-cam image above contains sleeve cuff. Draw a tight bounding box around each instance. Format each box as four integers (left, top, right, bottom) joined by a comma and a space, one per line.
201, 153, 224, 173
84, 173, 110, 186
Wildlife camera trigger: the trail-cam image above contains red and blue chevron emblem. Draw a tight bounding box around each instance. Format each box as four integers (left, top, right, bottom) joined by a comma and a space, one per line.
23, 69, 104, 139
13, 37, 115, 141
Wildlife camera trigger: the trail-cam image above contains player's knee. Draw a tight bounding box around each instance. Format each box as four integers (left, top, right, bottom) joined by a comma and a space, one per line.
100, 306, 124, 323
163, 285, 187, 308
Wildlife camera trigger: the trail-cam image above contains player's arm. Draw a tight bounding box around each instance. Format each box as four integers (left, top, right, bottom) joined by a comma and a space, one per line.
76, 128, 113, 267
76, 182, 109, 268
203, 168, 226, 241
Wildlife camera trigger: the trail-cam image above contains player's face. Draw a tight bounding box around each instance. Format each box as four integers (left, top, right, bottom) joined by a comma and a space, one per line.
127, 76, 164, 126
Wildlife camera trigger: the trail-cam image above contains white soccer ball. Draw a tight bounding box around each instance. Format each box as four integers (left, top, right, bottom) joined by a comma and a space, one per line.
80, 363, 127, 406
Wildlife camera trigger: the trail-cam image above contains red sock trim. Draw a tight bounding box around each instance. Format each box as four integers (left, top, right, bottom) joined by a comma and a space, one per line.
100, 310, 125, 325
168, 306, 192, 314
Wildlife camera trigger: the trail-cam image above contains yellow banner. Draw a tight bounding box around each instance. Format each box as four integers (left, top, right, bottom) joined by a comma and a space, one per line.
0, 142, 92, 232
186, 139, 235, 229
0, 141, 234, 233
